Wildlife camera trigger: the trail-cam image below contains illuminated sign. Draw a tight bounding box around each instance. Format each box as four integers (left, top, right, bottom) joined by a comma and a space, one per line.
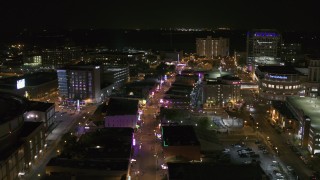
254, 32, 278, 37
269, 75, 287, 80
17, 79, 25, 89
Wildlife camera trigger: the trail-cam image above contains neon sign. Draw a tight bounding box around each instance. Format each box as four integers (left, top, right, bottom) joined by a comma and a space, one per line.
269, 75, 287, 80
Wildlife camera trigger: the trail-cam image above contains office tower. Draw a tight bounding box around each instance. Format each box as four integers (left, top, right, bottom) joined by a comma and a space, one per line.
196, 36, 229, 58
246, 30, 281, 71
57, 65, 101, 104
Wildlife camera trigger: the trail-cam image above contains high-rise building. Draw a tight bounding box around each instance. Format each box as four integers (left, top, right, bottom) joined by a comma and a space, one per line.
57, 65, 101, 104
280, 43, 302, 65
196, 36, 229, 58
246, 30, 281, 71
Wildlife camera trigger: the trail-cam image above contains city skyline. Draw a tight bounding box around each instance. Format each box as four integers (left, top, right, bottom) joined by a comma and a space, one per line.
1, 0, 320, 34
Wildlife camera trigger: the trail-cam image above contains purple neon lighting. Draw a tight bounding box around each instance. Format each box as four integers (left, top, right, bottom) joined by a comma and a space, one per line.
254, 32, 278, 37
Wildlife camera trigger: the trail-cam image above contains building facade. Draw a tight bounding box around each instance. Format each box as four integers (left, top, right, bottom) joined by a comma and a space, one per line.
41, 46, 82, 68
201, 71, 241, 107
304, 59, 320, 97
246, 30, 281, 71
0, 92, 46, 180
196, 36, 229, 58
255, 66, 303, 101
24, 101, 55, 131
57, 65, 101, 104
286, 96, 320, 154
101, 66, 130, 89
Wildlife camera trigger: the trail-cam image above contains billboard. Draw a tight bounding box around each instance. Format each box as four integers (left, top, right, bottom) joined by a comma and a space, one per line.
17, 79, 25, 89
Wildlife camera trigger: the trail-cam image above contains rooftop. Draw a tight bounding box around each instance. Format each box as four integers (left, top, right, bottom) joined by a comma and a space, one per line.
0, 72, 57, 87
47, 158, 129, 171
0, 91, 28, 124
162, 125, 200, 146
205, 70, 233, 80
287, 96, 320, 129
257, 66, 299, 74
167, 162, 266, 180
60, 128, 133, 160
28, 101, 54, 112
106, 98, 139, 116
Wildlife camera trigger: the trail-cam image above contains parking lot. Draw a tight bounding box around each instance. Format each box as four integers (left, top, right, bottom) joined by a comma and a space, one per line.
221, 138, 297, 180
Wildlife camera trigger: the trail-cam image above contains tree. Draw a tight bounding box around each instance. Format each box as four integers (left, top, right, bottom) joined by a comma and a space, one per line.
198, 117, 210, 130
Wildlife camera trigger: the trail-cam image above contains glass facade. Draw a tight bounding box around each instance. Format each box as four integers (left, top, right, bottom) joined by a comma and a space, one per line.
57, 70, 68, 97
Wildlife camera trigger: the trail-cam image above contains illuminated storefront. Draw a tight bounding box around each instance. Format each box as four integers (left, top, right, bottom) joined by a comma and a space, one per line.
255, 66, 303, 100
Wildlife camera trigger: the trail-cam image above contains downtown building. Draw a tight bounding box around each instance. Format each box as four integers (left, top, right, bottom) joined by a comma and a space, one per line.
0, 92, 46, 180
246, 29, 281, 72
57, 65, 101, 105
254, 66, 304, 101
41, 46, 82, 69
196, 36, 229, 59
200, 70, 241, 108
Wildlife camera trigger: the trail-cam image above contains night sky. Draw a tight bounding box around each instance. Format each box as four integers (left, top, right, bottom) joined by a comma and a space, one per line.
0, 0, 319, 32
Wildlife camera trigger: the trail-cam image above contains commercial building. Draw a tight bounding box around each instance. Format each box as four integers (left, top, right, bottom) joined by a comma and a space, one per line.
0, 72, 58, 100
286, 96, 320, 154
24, 101, 55, 131
57, 65, 101, 104
161, 125, 201, 161
0, 92, 46, 180
196, 36, 229, 58
101, 65, 130, 89
254, 66, 303, 101
201, 70, 241, 107
46, 128, 133, 179
246, 30, 281, 71
104, 98, 139, 128
269, 101, 298, 133
41, 46, 82, 68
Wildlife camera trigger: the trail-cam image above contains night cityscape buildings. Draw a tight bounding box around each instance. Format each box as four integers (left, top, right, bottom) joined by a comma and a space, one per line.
1, 1, 320, 180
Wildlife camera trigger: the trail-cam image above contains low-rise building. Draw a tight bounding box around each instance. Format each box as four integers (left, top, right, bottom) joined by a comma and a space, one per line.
104, 98, 139, 128
161, 125, 201, 161
24, 101, 55, 131
269, 101, 298, 133
46, 128, 133, 179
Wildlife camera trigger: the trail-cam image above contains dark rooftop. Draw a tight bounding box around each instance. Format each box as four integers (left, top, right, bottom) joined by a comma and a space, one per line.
0, 91, 28, 124
167, 162, 267, 180
257, 66, 299, 74
220, 75, 241, 81
106, 98, 139, 116
0, 72, 57, 87
60, 128, 133, 160
28, 101, 54, 112
162, 125, 200, 146
47, 158, 129, 171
